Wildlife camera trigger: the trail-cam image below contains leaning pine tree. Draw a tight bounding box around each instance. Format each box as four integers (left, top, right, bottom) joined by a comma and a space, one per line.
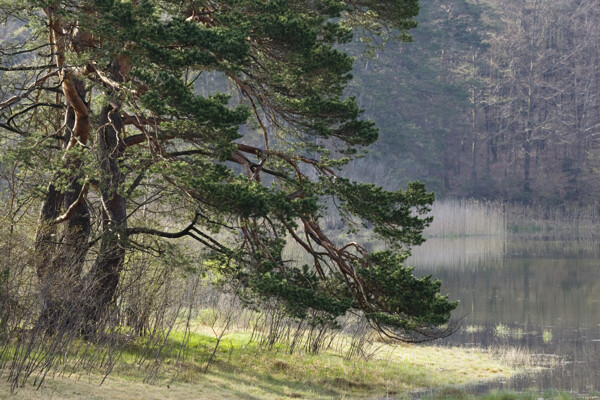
0, 0, 457, 373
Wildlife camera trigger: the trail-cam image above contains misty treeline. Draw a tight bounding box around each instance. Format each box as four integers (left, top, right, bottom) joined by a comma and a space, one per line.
347, 0, 600, 204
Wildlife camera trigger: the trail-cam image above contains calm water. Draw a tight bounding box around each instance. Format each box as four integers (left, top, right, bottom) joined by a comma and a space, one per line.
408, 235, 600, 393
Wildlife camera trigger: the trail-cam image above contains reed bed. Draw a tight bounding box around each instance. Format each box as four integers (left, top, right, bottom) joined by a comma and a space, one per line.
506, 202, 600, 239
425, 198, 507, 238
407, 198, 600, 268
407, 236, 505, 270
423, 198, 600, 240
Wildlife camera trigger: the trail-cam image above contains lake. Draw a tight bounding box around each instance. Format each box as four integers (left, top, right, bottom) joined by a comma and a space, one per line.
408, 235, 600, 393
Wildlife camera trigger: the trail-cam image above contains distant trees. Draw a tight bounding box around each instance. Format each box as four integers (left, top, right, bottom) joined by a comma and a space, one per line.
0, 0, 457, 358
342, 0, 478, 191
471, 0, 600, 201
346, 0, 600, 203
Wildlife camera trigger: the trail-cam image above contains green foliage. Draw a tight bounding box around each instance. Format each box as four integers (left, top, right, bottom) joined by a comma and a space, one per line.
359, 251, 457, 331
331, 179, 434, 245
249, 265, 352, 324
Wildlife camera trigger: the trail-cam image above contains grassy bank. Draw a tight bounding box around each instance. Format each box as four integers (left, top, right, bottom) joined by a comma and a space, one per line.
0, 322, 537, 400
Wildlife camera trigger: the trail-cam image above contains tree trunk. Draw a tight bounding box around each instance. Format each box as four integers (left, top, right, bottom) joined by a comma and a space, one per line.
35, 103, 91, 333
524, 134, 531, 194
82, 105, 127, 333
471, 86, 478, 195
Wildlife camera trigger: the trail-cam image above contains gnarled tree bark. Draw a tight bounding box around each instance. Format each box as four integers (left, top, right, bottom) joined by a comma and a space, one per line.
81, 104, 127, 333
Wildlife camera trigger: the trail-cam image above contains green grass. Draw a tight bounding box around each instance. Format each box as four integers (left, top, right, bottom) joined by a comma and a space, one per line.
0, 323, 539, 399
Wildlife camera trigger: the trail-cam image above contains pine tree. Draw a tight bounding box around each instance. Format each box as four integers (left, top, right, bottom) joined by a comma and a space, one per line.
0, 0, 456, 342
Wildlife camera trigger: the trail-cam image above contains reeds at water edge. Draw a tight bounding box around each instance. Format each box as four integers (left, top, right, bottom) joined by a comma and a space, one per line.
425, 199, 507, 238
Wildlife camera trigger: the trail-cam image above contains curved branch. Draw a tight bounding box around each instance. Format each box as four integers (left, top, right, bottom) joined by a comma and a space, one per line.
6, 102, 63, 126
0, 122, 24, 134
123, 134, 147, 147
127, 212, 232, 255
53, 182, 88, 224
0, 43, 52, 57
48, 15, 90, 148
127, 212, 201, 239
0, 71, 58, 111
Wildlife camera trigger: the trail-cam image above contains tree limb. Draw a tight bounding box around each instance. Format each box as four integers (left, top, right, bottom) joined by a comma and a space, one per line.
127, 212, 201, 238
0, 64, 54, 71
53, 182, 88, 224
0, 71, 58, 110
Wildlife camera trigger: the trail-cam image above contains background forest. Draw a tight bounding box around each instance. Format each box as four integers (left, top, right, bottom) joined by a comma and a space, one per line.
348, 0, 600, 205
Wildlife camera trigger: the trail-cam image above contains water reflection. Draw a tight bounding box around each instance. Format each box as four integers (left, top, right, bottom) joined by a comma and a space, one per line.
407, 236, 600, 392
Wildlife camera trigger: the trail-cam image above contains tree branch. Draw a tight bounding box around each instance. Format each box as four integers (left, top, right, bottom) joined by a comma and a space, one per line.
127, 212, 232, 254
53, 182, 88, 224
0, 71, 58, 111
123, 134, 147, 147
0, 64, 54, 71
6, 102, 63, 126
127, 212, 201, 238
0, 43, 52, 57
